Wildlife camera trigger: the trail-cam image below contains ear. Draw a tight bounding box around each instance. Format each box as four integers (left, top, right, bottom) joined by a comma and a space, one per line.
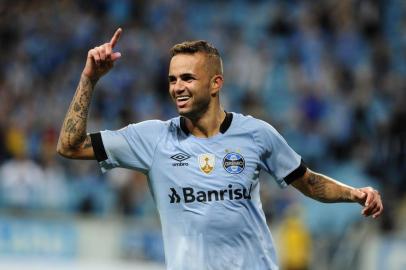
210, 75, 224, 95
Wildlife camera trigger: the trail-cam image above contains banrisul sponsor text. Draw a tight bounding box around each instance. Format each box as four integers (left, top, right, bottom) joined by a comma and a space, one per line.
169, 184, 252, 203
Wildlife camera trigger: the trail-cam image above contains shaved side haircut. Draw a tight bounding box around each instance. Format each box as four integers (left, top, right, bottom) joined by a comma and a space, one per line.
170, 40, 223, 76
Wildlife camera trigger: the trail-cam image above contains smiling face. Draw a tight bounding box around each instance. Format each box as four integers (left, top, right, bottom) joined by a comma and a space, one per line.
168, 52, 222, 120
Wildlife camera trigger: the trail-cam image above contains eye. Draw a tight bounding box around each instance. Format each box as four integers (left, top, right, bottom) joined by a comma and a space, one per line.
181, 75, 194, 82
168, 76, 176, 84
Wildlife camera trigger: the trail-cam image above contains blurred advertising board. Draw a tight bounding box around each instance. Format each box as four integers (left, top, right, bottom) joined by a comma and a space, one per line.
0, 216, 77, 258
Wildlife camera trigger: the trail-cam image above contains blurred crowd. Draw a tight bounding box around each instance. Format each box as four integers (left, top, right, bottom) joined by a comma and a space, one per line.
0, 0, 405, 243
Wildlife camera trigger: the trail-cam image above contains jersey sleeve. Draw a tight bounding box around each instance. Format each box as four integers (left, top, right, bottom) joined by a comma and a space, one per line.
95, 120, 166, 174
253, 120, 304, 188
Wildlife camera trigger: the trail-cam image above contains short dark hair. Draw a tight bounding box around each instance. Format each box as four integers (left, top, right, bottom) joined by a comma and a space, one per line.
170, 40, 223, 75
169, 40, 220, 58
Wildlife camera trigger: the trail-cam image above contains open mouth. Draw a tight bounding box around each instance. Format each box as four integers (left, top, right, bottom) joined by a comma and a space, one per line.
176, 96, 191, 107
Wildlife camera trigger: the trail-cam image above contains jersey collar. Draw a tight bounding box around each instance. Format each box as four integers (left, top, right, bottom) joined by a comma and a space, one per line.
180, 112, 233, 135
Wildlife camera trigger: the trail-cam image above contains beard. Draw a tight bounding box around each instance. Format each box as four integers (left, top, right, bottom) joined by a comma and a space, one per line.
178, 94, 211, 121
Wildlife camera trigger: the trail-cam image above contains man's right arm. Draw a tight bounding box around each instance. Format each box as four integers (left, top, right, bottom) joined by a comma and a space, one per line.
56, 74, 96, 159
56, 28, 122, 159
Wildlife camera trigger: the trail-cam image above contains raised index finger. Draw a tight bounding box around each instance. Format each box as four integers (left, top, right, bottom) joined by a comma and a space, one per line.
110, 28, 122, 48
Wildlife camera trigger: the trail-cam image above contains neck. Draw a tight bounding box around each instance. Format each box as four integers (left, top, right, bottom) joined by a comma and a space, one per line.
184, 106, 226, 138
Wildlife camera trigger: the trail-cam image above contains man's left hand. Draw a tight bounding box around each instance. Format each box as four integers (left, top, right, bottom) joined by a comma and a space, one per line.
351, 187, 383, 219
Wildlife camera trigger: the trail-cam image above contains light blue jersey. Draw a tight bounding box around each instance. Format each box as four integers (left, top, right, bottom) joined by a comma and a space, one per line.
96, 112, 302, 270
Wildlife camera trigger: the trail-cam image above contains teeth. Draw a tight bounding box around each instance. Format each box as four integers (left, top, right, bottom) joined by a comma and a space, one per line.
177, 96, 190, 101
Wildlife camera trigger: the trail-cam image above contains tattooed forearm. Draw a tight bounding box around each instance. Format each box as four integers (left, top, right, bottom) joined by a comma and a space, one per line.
64, 118, 78, 133
73, 102, 81, 112
299, 171, 353, 203
58, 74, 96, 151
308, 174, 328, 200
77, 81, 92, 119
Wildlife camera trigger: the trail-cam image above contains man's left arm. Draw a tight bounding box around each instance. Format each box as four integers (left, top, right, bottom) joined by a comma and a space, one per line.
291, 168, 383, 219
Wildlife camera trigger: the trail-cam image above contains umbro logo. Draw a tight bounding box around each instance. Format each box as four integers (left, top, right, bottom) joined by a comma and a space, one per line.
171, 152, 191, 166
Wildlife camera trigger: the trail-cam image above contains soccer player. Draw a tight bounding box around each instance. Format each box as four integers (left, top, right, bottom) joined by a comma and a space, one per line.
57, 28, 383, 270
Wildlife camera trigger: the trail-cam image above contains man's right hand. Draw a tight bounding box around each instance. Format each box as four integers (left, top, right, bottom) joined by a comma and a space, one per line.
82, 28, 122, 81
